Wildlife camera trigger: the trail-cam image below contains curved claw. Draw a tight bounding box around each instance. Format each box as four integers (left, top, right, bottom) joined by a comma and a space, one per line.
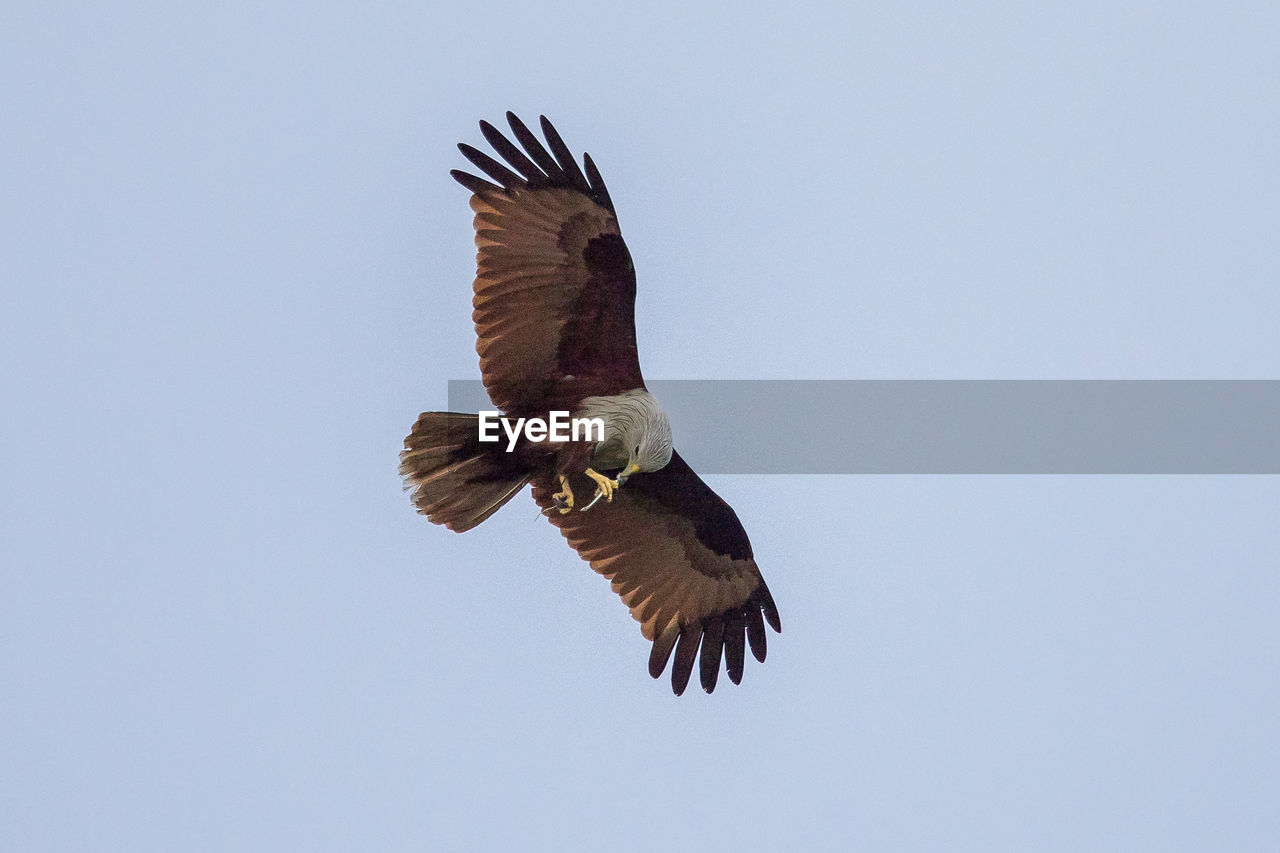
580, 467, 629, 513
580, 490, 608, 513
551, 474, 574, 515
584, 470, 616, 511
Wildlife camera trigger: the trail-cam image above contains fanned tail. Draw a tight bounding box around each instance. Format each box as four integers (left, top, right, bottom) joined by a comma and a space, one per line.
400, 412, 531, 532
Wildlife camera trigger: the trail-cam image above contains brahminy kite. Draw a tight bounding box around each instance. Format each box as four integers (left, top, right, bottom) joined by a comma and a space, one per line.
401, 113, 780, 694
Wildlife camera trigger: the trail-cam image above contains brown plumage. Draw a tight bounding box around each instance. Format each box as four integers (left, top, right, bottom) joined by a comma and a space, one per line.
531, 452, 780, 694
460, 115, 641, 414
402, 113, 781, 694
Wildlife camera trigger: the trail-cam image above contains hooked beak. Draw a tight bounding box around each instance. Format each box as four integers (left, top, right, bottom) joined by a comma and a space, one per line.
616, 463, 641, 486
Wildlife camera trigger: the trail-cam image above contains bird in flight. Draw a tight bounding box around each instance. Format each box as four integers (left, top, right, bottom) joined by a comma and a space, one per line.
401, 113, 780, 694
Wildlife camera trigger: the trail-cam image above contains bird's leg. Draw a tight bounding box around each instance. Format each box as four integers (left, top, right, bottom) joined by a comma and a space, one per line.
552, 473, 574, 514
579, 467, 620, 512
585, 467, 620, 501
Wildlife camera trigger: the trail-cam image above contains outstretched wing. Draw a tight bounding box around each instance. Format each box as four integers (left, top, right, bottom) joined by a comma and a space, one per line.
532, 450, 781, 695
452, 113, 644, 413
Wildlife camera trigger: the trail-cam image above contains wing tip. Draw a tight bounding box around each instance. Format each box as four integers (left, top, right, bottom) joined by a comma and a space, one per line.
648, 623, 679, 680
759, 583, 782, 634
454, 111, 615, 212
450, 169, 495, 196
645, 590, 779, 696
669, 622, 700, 696
698, 617, 725, 693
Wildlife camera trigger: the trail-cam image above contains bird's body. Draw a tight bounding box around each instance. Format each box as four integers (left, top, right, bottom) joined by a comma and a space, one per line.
402, 113, 780, 694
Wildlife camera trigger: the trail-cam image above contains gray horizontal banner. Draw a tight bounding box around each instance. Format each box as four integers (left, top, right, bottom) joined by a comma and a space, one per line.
446, 380, 1280, 474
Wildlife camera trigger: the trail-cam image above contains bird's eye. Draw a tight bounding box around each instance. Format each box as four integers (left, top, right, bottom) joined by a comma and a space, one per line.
634, 445, 641, 456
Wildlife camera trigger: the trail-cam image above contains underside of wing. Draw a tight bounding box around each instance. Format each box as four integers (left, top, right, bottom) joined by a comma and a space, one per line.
532, 451, 781, 695
453, 113, 644, 413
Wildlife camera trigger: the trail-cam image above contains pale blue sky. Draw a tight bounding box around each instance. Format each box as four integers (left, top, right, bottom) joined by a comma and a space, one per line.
3, 2, 1278, 850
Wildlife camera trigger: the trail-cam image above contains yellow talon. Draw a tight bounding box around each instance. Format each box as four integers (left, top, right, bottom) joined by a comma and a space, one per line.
552, 474, 574, 514
584, 467, 619, 503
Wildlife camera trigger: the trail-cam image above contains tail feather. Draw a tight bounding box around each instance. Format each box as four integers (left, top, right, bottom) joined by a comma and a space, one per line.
400, 412, 531, 532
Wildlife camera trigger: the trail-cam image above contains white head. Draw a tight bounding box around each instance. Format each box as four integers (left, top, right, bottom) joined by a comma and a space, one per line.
615, 393, 673, 484
576, 388, 674, 484
622, 412, 673, 480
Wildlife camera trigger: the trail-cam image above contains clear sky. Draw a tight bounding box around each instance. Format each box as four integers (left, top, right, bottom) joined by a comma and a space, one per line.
3, 2, 1278, 850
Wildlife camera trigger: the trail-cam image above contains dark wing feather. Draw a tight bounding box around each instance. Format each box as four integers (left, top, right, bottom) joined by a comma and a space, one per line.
532, 450, 781, 694
505, 112, 566, 184
452, 113, 640, 412
458, 143, 524, 190
539, 115, 593, 193
479, 120, 545, 184
582, 153, 614, 212
723, 610, 746, 684
699, 616, 725, 693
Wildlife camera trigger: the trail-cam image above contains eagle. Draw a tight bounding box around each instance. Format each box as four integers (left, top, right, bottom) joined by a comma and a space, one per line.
401, 113, 781, 694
